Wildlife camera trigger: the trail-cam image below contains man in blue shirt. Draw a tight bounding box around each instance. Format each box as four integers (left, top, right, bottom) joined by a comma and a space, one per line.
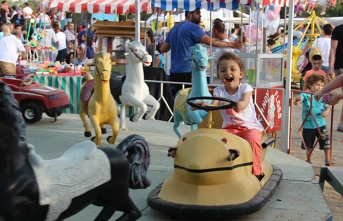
160, 8, 243, 94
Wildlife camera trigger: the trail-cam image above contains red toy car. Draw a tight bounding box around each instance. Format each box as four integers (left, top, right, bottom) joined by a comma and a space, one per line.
2, 75, 70, 124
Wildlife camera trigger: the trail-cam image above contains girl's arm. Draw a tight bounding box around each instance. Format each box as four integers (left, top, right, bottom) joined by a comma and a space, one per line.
154, 55, 161, 68
191, 97, 220, 110
78, 47, 85, 62
234, 91, 252, 112
322, 106, 331, 118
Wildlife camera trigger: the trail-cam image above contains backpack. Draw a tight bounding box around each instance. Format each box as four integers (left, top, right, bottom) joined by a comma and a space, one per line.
86, 46, 94, 59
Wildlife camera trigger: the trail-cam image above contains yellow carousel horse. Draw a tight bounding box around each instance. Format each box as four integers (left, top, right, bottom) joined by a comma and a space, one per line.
79, 52, 119, 146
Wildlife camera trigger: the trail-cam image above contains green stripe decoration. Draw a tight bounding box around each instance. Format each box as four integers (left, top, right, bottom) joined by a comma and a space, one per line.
33, 75, 82, 114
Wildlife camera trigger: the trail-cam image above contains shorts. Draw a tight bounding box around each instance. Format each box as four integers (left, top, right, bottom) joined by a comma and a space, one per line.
0, 61, 16, 75
301, 125, 330, 150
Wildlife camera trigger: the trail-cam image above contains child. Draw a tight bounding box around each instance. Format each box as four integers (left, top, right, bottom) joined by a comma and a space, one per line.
153, 43, 165, 68
294, 74, 331, 166
303, 54, 327, 90
307, 0, 318, 14
192, 52, 265, 181
320, 0, 337, 15
66, 40, 77, 64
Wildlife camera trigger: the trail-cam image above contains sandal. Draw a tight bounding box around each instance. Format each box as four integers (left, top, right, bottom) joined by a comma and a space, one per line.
255, 173, 265, 182
167, 147, 178, 158
325, 161, 335, 166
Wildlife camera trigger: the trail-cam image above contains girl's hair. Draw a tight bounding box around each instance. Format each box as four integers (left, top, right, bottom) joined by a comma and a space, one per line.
147, 29, 155, 44
68, 40, 75, 45
216, 52, 245, 74
86, 36, 92, 47
306, 74, 327, 89
2, 24, 11, 35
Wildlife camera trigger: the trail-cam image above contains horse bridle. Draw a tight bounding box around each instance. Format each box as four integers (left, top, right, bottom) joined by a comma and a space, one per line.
130, 47, 149, 62
95, 60, 109, 82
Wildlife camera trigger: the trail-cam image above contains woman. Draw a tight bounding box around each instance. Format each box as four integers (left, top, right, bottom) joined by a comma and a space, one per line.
10, 6, 18, 24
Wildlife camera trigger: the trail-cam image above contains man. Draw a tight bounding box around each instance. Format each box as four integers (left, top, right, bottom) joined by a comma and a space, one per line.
328, 24, 343, 132
64, 22, 76, 51
0, 26, 26, 76
77, 21, 94, 46
0, 1, 8, 23
160, 8, 243, 94
53, 22, 67, 63
312, 24, 332, 73
65, 10, 72, 23
14, 24, 25, 42
22, 3, 33, 28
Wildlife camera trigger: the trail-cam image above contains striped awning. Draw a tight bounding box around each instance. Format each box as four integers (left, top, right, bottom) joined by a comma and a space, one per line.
41, 0, 151, 14
152, 0, 238, 14
152, 0, 299, 14
222, 0, 299, 7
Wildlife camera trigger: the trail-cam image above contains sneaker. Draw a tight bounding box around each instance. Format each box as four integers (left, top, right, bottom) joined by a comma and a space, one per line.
337, 123, 343, 132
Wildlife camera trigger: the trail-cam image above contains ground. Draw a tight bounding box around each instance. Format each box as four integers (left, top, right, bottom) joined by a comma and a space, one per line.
275, 94, 343, 220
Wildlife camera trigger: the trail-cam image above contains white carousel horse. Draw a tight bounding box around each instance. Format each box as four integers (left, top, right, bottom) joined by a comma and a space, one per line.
118, 41, 160, 129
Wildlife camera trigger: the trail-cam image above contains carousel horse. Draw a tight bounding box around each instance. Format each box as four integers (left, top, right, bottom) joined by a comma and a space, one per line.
111, 41, 160, 130
173, 44, 213, 138
79, 51, 119, 146
0, 81, 151, 221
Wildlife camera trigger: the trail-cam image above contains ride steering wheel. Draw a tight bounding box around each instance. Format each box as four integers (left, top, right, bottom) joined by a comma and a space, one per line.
20, 74, 35, 87
187, 96, 237, 111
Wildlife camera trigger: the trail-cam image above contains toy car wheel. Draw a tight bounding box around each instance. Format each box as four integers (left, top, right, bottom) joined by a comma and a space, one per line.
45, 110, 63, 118
21, 104, 43, 124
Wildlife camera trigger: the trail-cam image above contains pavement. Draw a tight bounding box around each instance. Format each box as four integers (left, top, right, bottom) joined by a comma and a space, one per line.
25, 114, 333, 221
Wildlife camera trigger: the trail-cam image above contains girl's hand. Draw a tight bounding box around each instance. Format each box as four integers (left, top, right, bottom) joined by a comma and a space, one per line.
191, 101, 207, 111
293, 97, 301, 105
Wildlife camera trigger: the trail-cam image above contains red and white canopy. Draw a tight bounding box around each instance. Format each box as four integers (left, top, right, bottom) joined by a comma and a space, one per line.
222, 0, 300, 7
41, 0, 151, 14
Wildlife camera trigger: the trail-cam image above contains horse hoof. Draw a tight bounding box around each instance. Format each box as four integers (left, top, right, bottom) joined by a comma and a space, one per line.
107, 136, 114, 144
101, 128, 107, 134
91, 136, 96, 142
143, 113, 147, 120
130, 115, 135, 122
85, 131, 92, 137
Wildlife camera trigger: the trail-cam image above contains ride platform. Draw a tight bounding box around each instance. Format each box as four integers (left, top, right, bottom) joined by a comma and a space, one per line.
26, 114, 332, 221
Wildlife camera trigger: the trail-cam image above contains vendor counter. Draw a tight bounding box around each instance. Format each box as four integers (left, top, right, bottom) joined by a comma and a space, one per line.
33, 73, 82, 114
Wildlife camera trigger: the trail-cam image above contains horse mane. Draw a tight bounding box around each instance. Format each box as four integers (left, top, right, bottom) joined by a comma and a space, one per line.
115, 134, 151, 189
0, 82, 27, 152
94, 51, 108, 62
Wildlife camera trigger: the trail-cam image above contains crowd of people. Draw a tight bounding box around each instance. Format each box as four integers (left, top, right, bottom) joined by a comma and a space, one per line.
0, 2, 100, 76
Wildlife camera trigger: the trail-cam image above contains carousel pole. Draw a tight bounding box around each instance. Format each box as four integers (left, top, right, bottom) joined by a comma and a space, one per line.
209, 2, 214, 84
284, 0, 295, 153
135, 0, 140, 41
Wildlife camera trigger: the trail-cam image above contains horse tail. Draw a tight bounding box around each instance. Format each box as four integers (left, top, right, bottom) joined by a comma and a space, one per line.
116, 134, 151, 189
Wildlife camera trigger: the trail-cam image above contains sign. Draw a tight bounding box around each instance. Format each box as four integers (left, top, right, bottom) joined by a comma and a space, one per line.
255, 88, 283, 133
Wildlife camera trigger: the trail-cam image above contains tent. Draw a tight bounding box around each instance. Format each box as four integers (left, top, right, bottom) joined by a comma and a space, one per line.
41, 0, 151, 15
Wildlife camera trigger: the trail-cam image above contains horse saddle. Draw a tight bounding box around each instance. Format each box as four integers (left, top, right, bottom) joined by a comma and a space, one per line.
110, 71, 126, 104
80, 79, 95, 115
28, 142, 111, 221
175, 88, 192, 113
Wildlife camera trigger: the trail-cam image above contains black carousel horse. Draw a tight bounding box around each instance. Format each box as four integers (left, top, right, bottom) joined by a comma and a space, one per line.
0, 81, 151, 221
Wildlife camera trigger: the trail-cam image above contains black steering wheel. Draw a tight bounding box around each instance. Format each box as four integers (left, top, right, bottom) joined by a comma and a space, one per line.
187, 96, 237, 111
